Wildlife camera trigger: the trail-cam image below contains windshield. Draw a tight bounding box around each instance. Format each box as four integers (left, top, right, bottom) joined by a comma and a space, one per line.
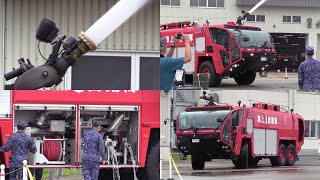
178, 110, 231, 130
228, 28, 273, 49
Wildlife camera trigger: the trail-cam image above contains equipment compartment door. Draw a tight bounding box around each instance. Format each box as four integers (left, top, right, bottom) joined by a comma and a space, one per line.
253, 128, 266, 155
0, 91, 11, 118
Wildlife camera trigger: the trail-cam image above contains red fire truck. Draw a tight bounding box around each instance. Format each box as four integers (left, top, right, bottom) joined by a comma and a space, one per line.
160, 21, 276, 87
176, 96, 305, 169
0, 90, 159, 180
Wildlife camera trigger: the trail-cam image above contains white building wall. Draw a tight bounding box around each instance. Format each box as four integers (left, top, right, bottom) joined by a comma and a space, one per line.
160, 0, 236, 25
160, 91, 171, 160
0, 0, 4, 90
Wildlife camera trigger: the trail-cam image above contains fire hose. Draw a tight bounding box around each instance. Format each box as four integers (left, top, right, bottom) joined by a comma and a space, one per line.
43, 136, 63, 161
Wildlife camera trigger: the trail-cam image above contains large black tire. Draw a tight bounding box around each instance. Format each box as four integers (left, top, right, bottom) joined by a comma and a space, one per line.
198, 61, 222, 87
234, 71, 256, 85
248, 158, 259, 166
136, 139, 160, 180
235, 143, 248, 169
285, 144, 297, 166
270, 144, 286, 166
191, 152, 205, 170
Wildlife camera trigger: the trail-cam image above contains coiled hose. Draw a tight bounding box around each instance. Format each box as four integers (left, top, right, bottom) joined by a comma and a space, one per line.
43, 136, 62, 161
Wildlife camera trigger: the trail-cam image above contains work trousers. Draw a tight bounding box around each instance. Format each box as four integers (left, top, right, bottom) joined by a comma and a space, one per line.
49, 168, 63, 180
9, 167, 23, 180
82, 160, 100, 180
30, 168, 43, 180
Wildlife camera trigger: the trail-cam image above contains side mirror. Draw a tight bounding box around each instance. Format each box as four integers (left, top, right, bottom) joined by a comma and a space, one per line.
242, 36, 250, 42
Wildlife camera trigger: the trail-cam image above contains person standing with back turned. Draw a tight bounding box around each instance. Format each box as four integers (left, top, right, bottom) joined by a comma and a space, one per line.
160, 33, 192, 90
0, 121, 37, 180
298, 46, 320, 91
82, 120, 106, 180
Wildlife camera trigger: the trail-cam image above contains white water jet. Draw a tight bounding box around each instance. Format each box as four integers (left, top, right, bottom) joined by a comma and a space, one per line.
127, 144, 137, 180
248, 0, 267, 14
107, 146, 120, 180
85, 0, 149, 46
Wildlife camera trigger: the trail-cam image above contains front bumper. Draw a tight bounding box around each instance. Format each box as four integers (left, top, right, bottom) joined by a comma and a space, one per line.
230, 51, 276, 76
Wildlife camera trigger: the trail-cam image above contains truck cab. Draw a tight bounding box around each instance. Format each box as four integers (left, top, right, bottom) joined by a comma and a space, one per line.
176, 105, 243, 169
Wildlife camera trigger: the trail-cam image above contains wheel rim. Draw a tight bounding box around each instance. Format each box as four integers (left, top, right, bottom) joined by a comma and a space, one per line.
288, 150, 294, 161
280, 149, 285, 160
202, 68, 210, 74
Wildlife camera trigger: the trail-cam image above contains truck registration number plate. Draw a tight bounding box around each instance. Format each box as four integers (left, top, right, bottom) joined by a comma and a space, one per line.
284, 59, 288, 62
192, 139, 200, 143
261, 57, 267, 61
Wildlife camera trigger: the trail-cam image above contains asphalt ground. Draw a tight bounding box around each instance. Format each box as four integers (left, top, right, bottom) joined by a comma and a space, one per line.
212, 72, 298, 90
10, 156, 320, 179
161, 155, 320, 180
181, 72, 299, 91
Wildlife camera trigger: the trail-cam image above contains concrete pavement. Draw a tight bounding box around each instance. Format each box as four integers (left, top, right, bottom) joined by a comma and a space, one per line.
212, 72, 299, 91
161, 155, 320, 180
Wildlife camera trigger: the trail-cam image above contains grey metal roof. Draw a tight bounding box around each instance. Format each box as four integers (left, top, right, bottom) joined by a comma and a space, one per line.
236, 0, 320, 7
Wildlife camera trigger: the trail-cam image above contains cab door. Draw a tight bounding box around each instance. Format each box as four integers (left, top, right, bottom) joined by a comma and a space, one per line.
210, 28, 231, 73
221, 109, 244, 148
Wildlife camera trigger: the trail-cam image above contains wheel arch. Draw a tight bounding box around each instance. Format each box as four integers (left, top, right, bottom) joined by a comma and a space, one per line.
279, 140, 296, 148
197, 56, 213, 73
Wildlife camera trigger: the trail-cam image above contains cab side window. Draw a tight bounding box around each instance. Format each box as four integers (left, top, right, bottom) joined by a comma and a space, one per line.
210, 28, 219, 44
210, 28, 230, 48
220, 30, 230, 48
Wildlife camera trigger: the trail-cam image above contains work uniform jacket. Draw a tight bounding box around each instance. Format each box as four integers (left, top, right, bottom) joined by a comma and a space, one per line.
0, 131, 37, 168
82, 129, 106, 163
298, 57, 320, 91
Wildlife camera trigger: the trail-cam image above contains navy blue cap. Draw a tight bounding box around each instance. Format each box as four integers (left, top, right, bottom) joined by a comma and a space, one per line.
306, 46, 314, 55
92, 120, 102, 127
17, 121, 27, 129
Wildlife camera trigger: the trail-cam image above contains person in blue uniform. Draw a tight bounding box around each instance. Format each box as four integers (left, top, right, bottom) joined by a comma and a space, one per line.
0, 121, 37, 180
82, 120, 106, 180
298, 46, 320, 91
160, 33, 191, 90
